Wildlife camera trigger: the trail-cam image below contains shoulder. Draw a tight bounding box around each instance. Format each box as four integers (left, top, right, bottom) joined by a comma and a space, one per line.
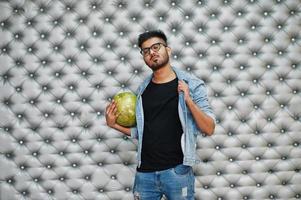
173, 67, 205, 86
136, 74, 152, 95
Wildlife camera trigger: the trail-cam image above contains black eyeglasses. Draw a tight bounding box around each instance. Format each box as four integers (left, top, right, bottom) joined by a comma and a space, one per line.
140, 42, 167, 56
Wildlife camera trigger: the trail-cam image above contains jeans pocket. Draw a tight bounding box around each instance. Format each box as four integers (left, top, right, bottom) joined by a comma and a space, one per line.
173, 164, 191, 175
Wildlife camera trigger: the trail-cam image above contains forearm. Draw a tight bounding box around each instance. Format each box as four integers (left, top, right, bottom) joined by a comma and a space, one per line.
111, 124, 131, 136
186, 98, 215, 136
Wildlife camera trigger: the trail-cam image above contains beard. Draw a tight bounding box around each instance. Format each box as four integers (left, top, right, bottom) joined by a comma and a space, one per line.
147, 54, 169, 71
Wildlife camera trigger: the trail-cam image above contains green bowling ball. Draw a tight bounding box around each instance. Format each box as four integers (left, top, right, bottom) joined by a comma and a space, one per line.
113, 92, 137, 127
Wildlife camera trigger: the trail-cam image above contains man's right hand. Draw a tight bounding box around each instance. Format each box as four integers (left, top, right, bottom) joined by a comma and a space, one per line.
105, 100, 132, 136
105, 100, 119, 128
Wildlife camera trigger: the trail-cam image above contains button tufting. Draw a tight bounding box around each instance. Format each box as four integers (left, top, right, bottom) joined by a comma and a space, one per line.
0, 1, 300, 199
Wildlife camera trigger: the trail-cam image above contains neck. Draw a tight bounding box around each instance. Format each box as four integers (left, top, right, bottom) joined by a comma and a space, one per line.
152, 65, 176, 84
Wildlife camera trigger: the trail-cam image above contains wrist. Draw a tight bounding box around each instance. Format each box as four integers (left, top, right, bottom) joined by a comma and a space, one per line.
185, 96, 194, 105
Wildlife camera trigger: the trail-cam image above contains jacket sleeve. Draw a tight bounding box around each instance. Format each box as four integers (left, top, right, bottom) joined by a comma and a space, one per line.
130, 127, 138, 139
192, 80, 216, 125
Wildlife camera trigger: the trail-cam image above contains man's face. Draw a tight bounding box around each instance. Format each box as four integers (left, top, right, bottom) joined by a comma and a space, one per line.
140, 37, 171, 71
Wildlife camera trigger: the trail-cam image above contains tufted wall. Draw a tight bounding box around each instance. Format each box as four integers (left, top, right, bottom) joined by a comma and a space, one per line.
0, 0, 300, 199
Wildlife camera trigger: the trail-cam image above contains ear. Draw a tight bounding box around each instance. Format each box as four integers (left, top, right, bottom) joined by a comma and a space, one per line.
166, 46, 172, 57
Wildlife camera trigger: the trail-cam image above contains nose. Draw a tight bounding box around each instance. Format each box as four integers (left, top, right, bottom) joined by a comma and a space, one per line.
149, 48, 157, 55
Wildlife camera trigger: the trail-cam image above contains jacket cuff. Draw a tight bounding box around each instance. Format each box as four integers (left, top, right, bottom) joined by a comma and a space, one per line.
130, 127, 138, 139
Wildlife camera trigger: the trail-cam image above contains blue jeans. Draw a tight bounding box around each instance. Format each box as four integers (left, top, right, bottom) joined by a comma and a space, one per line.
133, 164, 195, 200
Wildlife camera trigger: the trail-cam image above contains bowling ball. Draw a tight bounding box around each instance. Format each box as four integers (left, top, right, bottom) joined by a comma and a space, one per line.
113, 91, 137, 127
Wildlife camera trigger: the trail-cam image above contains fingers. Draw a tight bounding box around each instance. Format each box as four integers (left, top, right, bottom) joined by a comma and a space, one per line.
178, 80, 187, 93
106, 100, 117, 116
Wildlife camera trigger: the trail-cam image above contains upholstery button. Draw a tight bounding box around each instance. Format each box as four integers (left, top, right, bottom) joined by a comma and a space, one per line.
227, 131, 233, 136
267, 143, 273, 147
254, 129, 260, 135
125, 187, 131, 192
33, 177, 39, 182
243, 195, 249, 199
111, 175, 116, 179
99, 188, 104, 193
91, 4, 97, 10
203, 185, 210, 189
16, 86, 22, 92
6, 177, 14, 184
197, 0, 204, 5
47, 189, 53, 194
5, 152, 14, 159
44, 138, 51, 143
21, 190, 28, 196
85, 175, 91, 180
4, 126, 11, 132
256, 183, 261, 187
20, 165, 26, 170
98, 162, 103, 166
42, 85, 48, 91
281, 156, 287, 160
281, 181, 287, 185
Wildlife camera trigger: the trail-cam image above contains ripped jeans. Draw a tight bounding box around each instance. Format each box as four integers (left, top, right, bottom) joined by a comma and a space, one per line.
133, 164, 195, 200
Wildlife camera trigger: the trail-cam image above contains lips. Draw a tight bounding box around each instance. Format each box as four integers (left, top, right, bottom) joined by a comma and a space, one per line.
151, 55, 159, 61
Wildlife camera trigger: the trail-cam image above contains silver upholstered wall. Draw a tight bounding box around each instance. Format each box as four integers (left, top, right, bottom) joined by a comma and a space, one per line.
0, 0, 300, 199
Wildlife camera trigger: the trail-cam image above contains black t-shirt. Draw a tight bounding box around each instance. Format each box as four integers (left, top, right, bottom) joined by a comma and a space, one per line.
137, 77, 183, 172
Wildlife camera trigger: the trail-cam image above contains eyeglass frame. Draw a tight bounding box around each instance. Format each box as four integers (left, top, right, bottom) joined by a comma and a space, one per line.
140, 42, 167, 56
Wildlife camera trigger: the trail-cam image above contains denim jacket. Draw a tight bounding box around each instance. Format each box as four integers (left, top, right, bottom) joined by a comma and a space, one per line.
130, 67, 215, 167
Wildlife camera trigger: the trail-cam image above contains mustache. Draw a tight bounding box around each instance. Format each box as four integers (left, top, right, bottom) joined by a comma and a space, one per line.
150, 54, 159, 60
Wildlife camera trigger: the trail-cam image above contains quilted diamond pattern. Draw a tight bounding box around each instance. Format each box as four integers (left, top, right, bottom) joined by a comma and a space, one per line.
0, 0, 300, 199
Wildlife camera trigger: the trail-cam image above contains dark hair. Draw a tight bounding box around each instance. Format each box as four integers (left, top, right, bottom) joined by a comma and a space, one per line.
137, 30, 167, 48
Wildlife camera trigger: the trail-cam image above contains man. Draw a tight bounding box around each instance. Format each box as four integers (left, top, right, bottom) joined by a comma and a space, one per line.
105, 30, 215, 200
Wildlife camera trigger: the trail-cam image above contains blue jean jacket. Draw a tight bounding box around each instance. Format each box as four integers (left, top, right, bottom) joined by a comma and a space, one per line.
130, 67, 215, 167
